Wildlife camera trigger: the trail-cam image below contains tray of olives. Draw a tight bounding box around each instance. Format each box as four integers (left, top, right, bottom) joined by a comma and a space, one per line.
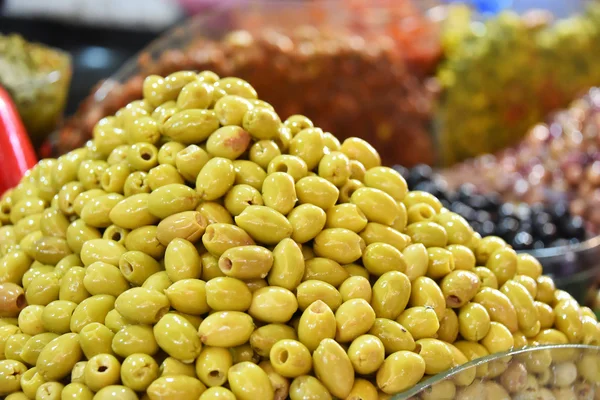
395, 344, 600, 400
1, 69, 600, 399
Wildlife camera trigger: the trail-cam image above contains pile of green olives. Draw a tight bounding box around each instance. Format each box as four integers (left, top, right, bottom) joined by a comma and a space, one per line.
0, 70, 599, 400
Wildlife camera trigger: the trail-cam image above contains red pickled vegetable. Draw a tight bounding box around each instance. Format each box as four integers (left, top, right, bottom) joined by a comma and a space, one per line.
0, 86, 37, 195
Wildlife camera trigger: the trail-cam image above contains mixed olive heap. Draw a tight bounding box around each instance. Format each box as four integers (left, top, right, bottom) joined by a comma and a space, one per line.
0, 71, 599, 400
442, 87, 600, 237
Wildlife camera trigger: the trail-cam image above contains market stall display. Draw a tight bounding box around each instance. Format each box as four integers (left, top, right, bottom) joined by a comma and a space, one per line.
47, 0, 441, 167
0, 34, 71, 148
0, 70, 598, 399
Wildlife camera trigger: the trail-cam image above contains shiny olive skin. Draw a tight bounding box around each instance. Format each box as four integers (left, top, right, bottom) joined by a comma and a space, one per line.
481, 322, 515, 354
409, 276, 446, 320
295, 280, 342, 312
164, 238, 202, 282
154, 313, 202, 363
269, 339, 312, 378
165, 278, 209, 315
402, 243, 429, 281
250, 324, 298, 358
313, 338, 354, 399
501, 280, 540, 337
473, 287, 519, 333
297, 300, 337, 353
458, 302, 491, 341
437, 308, 460, 344
303, 257, 349, 287
377, 351, 426, 394
289, 375, 332, 400
249, 286, 298, 324
262, 172, 297, 215
112, 324, 158, 358
114, 288, 169, 325
218, 245, 273, 280
196, 157, 236, 201
362, 242, 406, 277
347, 334, 385, 375
228, 361, 274, 400
334, 298, 376, 343
313, 228, 365, 265
198, 311, 254, 347
360, 222, 410, 252
396, 306, 439, 340
441, 270, 481, 308
268, 238, 305, 291
120, 353, 159, 392
35, 333, 82, 381
371, 271, 411, 320
202, 223, 255, 257
234, 205, 292, 245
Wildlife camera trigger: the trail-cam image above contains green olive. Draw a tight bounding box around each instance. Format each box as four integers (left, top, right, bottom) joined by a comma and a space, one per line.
441, 270, 481, 308
296, 280, 342, 312
195, 346, 232, 387
196, 158, 236, 201
303, 257, 349, 287
214, 95, 253, 126
230, 161, 266, 192
313, 228, 365, 265
156, 211, 208, 247
154, 313, 202, 363
360, 222, 410, 251
228, 361, 274, 400
313, 338, 354, 399
458, 302, 491, 341
437, 308, 459, 344
198, 311, 254, 347
410, 276, 446, 320
434, 212, 474, 246
250, 324, 298, 358
79, 322, 114, 359
224, 184, 263, 217
318, 152, 350, 187
376, 351, 426, 394
362, 242, 407, 277
120, 353, 159, 392
112, 324, 158, 358
36, 333, 82, 381
340, 137, 381, 170
427, 247, 455, 279
396, 306, 439, 340
473, 287, 519, 333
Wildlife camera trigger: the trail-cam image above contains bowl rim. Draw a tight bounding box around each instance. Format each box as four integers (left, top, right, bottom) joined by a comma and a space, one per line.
392, 343, 600, 399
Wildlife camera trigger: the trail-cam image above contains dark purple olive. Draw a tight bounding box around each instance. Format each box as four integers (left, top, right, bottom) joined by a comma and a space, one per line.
407, 164, 433, 188
393, 165, 409, 181
512, 231, 534, 250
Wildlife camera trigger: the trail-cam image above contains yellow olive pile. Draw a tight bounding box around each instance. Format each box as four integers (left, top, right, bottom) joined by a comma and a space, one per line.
0, 70, 599, 400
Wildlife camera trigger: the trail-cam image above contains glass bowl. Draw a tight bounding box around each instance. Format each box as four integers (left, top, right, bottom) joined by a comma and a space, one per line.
394, 344, 600, 399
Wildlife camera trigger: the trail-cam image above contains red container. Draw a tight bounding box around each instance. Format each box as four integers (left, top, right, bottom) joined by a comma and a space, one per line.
0, 86, 37, 195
